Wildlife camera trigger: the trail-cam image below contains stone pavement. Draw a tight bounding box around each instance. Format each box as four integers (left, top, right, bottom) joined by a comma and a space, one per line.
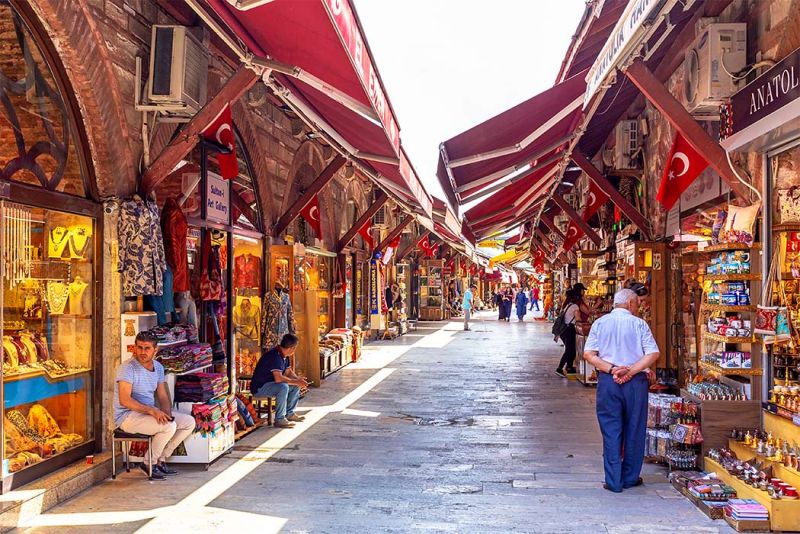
16, 313, 735, 533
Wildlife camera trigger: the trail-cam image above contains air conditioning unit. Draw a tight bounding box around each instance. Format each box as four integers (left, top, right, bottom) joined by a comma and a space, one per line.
565, 193, 577, 206
148, 26, 208, 113
684, 22, 747, 116
372, 206, 387, 228
613, 120, 639, 170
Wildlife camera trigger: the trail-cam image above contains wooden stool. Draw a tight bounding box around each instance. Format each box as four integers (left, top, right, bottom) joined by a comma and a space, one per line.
111, 429, 153, 480
252, 396, 277, 426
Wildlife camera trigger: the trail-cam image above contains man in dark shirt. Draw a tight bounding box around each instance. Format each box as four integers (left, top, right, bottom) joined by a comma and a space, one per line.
250, 334, 308, 428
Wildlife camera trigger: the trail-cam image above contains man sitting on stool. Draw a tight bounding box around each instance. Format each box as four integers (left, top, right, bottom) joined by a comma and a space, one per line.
114, 331, 195, 481
250, 334, 309, 428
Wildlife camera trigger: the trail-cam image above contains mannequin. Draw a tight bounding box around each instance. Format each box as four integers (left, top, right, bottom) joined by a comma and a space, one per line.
68, 276, 88, 315
260, 281, 296, 350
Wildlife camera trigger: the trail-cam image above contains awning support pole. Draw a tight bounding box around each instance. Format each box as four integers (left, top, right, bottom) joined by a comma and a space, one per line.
375, 215, 414, 253
272, 155, 346, 238
623, 59, 750, 201
140, 65, 258, 195
550, 195, 602, 246
336, 191, 388, 252
571, 151, 652, 240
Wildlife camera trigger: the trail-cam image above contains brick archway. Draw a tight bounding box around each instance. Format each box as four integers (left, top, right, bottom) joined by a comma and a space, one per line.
20, 0, 137, 198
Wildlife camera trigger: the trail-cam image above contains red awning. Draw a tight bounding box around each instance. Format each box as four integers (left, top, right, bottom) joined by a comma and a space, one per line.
437, 71, 586, 208
205, 0, 431, 214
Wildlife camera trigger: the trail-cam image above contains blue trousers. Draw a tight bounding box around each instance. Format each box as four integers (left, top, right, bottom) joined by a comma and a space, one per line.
255, 382, 301, 422
596, 372, 649, 492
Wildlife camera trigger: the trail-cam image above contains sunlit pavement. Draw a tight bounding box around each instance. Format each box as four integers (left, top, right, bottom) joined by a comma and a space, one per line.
15, 314, 733, 533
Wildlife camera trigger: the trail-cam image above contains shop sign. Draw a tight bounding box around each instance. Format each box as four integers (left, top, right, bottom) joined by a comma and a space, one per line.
355, 264, 363, 315
584, 0, 661, 106
322, 0, 400, 156
369, 259, 379, 315
728, 47, 800, 136
206, 172, 230, 225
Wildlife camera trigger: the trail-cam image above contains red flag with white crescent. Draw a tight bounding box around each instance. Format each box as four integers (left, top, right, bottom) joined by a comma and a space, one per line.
300, 196, 322, 237
358, 221, 374, 249
201, 104, 238, 180
419, 235, 432, 256
583, 181, 609, 222
562, 220, 583, 253
657, 133, 709, 211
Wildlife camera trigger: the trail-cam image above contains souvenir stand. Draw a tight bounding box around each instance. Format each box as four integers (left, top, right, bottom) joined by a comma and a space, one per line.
419, 259, 444, 320
574, 250, 615, 386
393, 262, 411, 334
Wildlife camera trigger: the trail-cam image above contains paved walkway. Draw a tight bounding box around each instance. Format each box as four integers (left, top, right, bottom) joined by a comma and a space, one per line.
17, 314, 733, 533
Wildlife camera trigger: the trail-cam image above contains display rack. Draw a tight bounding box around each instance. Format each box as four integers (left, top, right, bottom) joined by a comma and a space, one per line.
419, 259, 444, 321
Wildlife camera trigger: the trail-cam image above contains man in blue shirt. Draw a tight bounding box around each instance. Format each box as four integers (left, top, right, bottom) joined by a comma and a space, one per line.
462, 284, 476, 331
114, 331, 195, 481
584, 289, 659, 493
250, 334, 308, 428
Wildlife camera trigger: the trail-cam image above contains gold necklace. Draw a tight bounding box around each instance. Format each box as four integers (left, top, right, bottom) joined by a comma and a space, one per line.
45, 281, 69, 315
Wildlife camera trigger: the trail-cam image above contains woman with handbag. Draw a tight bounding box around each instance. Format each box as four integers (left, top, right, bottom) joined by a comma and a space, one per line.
556, 289, 581, 377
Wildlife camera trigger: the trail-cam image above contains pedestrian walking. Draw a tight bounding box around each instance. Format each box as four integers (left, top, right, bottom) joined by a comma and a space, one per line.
515, 288, 528, 321
462, 284, 476, 331
584, 289, 659, 493
529, 285, 540, 311
496, 290, 506, 320
554, 289, 580, 377
501, 285, 513, 321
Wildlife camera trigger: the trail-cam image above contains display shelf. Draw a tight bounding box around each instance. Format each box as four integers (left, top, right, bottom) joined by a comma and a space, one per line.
727, 438, 800, 490
700, 273, 760, 282
681, 389, 761, 457
234, 419, 267, 441
704, 457, 800, 532
702, 331, 754, 344
701, 242, 761, 253
4, 373, 87, 409
700, 303, 756, 312
157, 339, 189, 349
170, 363, 213, 376
698, 361, 762, 376
773, 223, 800, 233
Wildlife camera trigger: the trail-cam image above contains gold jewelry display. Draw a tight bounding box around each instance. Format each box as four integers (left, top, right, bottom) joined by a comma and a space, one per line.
45, 281, 69, 315
48, 226, 69, 259
3, 336, 19, 368
68, 277, 88, 315
4, 203, 32, 285
68, 227, 91, 259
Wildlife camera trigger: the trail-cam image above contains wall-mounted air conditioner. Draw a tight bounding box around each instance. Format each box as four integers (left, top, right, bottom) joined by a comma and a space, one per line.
613, 120, 639, 170
148, 26, 208, 113
684, 22, 747, 116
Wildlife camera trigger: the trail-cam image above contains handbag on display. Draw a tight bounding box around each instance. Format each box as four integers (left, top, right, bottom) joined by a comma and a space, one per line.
756, 249, 779, 337
778, 186, 800, 224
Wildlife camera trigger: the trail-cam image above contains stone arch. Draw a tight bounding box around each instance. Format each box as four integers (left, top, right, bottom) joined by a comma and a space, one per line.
21, 0, 137, 198
232, 101, 275, 229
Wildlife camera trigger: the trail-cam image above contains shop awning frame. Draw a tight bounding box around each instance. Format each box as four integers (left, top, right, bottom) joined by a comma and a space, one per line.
336, 190, 388, 252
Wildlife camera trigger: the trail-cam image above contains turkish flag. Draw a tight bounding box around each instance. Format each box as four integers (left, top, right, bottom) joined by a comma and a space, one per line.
300, 196, 322, 238
657, 133, 709, 211
583, 181, 609, 221
357, 221, 373, 249
419, 235, 431, 256
201, 104, 238, 180
562, 221, 583, 252
429, 243, 440, 258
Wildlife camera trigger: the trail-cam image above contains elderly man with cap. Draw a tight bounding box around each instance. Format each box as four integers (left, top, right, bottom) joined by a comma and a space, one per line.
584, 288, 659, 493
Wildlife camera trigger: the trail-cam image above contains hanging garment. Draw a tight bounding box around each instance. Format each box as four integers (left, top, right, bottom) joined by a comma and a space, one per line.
233, 299, 261, 340
144, 265, 176, 325
234, 254, 262, 291
118, 197, 166, 297
199, 230, 222, 302
175, 291, 198, 326
161, 197, 190, 292
260, 290, 296, 350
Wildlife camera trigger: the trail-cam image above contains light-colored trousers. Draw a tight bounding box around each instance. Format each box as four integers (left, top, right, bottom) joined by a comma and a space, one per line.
119, 411, 195, 464
463, 308, 471, 329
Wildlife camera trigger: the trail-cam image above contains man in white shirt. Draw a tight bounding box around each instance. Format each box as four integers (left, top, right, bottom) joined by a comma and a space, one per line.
462, 284, 476, 331
584, 289, 659, 493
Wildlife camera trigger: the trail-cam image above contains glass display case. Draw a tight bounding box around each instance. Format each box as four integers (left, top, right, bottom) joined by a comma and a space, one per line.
419, 259, 444, 320
1, 203, 94, 478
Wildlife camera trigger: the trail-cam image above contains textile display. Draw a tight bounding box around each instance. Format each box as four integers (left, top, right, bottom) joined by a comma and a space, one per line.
161, 198, 190, 292
174, 372, 229, 403
118, 197, 166, 297
156, 343, 212, 373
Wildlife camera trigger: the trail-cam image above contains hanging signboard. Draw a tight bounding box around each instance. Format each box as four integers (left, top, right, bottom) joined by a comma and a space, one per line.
369, 259, 379, 315
584, 0, 661, 107
206, 171, 230, 225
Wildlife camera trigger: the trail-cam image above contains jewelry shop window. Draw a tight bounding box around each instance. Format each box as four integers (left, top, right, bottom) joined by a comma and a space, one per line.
2, 202, 94, 476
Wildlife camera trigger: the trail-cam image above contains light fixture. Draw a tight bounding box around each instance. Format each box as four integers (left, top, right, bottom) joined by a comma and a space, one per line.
562, 180, 574, 186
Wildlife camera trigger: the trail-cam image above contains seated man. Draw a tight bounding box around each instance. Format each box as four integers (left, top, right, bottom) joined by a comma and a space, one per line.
114, 331, 195, 481
250, 333, 308, 428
